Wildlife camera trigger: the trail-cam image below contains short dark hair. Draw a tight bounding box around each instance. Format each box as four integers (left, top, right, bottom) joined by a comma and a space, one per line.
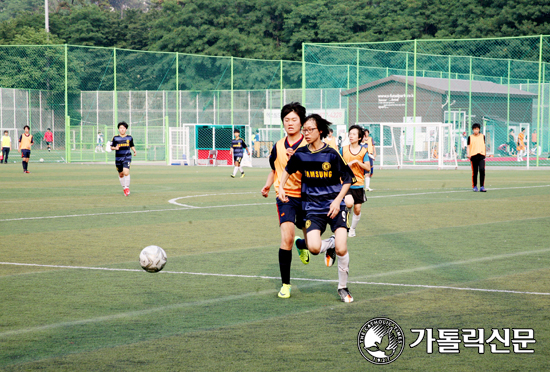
364, 128, 370, 134
281, 102, 306, 125
3, 130, 8, 134
234, 128, 240, 134
118, 121, 128, 129
348, 125, 365, 141
472, 123, 481, 130
329, 128, 334, 133
304, 114, 331, 139
509, 128, 514, 132
521, 127, 525, 131
23, 125, 30, 130
47, 128, 51, 131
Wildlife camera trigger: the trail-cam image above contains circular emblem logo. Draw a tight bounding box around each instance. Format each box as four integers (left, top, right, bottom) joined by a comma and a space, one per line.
305, 220, 311, 229
357, 317, 405, 365
322, 162, 331, 171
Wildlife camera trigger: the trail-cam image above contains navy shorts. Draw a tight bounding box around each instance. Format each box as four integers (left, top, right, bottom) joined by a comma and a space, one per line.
234, 155, 243, 164
304, 206, 350, 234
276, 196, 305, 229
346, 187, 367, 204
115, 160, 131, 173
367, 156, 374, 176
21, 149, 31, 158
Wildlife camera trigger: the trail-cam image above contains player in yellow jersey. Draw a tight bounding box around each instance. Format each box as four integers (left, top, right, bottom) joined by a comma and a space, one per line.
341, 125, 371, 237
261, 102, 335, 299
18, 125, 34, 173
517, 127, 526, 162
467, 123, 487, 192
324, 128, 338, 150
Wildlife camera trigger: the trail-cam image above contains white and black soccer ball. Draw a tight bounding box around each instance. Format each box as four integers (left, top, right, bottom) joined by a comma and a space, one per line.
39, 158, 44, 162
139, 245, 167, 273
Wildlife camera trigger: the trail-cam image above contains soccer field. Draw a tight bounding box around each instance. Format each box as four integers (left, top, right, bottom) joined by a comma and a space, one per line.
1, 164, 549, 371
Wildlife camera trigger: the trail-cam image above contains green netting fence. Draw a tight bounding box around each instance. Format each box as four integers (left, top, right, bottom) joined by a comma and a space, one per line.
1, 37, 550, 167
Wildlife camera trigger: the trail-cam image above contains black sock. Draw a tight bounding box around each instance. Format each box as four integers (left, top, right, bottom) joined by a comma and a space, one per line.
279, 248, 292, 285
296, 238, 306, 250
22, 161, 26, 171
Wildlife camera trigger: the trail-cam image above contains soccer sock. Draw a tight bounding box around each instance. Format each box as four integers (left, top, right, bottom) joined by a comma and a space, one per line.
232, 167, 238, 176
364, 177, 371, 189
119, 176, 125, 188
337, 252, 350, 290
239, 166, 244, 173
351, 213, 361, 230
279, 248, 292, 285
296, 238, 307, 250
319, 237, 335, 254
22, 161, 27, 171
125, 175, 131, 188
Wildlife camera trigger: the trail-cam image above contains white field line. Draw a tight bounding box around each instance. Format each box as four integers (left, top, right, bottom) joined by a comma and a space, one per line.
1, 184, 548, 223
2, 244, 550, 297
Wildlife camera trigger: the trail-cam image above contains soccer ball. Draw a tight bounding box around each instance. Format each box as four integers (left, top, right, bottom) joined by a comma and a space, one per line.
39, 158, 44, 162
139, 245, 167, 273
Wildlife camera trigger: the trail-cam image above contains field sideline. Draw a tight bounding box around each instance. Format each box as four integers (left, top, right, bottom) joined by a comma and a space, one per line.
1, 164, 549, 371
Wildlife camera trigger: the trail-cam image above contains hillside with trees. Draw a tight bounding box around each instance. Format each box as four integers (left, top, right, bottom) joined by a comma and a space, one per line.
0, 0, 549, 60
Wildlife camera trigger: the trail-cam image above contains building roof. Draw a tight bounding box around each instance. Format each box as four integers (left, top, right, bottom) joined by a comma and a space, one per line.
341, 75, 536, 98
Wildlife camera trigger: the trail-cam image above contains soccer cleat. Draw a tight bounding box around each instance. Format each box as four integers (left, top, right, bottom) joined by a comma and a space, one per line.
278, 284, 291, 298
472, 186, 478, 192
241, 172, 245, 178
338, 288, 354, 303
294, 236, 310, 265
348, 228, 356, 238
123, 187, 130, 196
24, 170, 30, 173
480, 186, 486, 192
366, 187, 373, 192
230, 174, 235, 178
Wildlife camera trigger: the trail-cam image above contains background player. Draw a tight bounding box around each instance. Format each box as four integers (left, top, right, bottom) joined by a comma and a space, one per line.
230, 129, 250, 178
324, 128, 337, 150
361, 128, 376, 191
341, 125, 370, 237
278, 114, 356, 303
261, 102, 308, 299
1, 130, 10, 163
96, 131, 104, 153
110, 122, 136, 196
18, 125, 33, 173
517, 127, 526, 162
467, 123, 487, 192
43, 128, 53, 152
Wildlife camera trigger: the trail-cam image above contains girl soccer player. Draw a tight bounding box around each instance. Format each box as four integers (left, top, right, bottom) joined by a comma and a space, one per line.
278, 114, 356, 302
341, 125, 371, 237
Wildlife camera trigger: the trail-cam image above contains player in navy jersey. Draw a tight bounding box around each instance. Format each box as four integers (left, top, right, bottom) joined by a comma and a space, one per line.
110, 122, 136, 196
230, 129, 250, 178
278, 114, 356, 303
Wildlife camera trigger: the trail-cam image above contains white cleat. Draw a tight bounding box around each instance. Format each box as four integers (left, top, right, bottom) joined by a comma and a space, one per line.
348, 228, 356, 237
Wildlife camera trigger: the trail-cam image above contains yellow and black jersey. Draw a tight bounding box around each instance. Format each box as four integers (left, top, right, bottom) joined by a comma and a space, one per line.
270, 135, 307, 198
286, 143, 355, 214
467, 134, 486, 157
18, 134, 33, 150
340, 145, 369, 188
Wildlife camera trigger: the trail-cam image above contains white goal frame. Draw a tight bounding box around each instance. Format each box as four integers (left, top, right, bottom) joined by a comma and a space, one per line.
358, 122, 458, 169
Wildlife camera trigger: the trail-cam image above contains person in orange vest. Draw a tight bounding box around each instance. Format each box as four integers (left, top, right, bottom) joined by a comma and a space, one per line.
467, 123, 487, 192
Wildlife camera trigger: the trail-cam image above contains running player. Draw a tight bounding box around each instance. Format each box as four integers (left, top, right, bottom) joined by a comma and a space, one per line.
230, 129, 250, 178
18, 125, 33, 173
278, 114, 356, 303
467, 123, 487, 192
261, 103, 335, 299
110, 122, 136, 196
341, 125, 370, 237
361, 128, 376, 191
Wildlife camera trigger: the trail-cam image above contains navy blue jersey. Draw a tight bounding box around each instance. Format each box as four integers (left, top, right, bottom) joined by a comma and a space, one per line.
111, 135, 135, 162
285, 143, 356, 214
269, 135, 305, 170
231, 138, 247, 157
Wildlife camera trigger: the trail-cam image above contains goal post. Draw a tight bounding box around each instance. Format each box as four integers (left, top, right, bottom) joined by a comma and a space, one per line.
359, 122, 458, 169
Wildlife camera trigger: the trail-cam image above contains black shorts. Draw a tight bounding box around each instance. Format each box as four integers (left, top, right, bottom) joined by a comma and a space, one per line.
346, 187, 367, 204
276, 196, 305, 229
304, 206, 350, 234
234, 155, 243, 164
45, 141, 52, 146
115, 160, 131, 173
21, 149, 31, 158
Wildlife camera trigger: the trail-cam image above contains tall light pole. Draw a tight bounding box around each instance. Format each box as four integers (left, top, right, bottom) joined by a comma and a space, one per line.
45, 0, 49, 33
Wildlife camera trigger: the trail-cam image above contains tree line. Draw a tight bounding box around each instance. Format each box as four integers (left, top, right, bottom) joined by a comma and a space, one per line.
0, 0, 549, 61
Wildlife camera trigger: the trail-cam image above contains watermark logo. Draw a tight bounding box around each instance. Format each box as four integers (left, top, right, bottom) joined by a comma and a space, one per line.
357, 317, 405, 365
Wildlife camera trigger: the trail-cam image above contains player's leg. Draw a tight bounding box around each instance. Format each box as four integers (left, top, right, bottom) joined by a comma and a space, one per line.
470, 156, 478, 191
479, 157, 486, 192
349, 188, 365, 237
232, 159, 240, 177
278, 221, 295, 298
364, 157, 374, 191
334, 227, 353, 303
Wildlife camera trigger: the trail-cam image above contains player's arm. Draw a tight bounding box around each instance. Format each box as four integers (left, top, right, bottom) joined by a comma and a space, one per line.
261, 170, 275, 198
277, 170, 291, 203
242, 140, 250, 156
111, 138, 119, 150
328, 183, 351, 219
17, 135, 21, 152
372, 140, 377, 158
466, 136, 471, 159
